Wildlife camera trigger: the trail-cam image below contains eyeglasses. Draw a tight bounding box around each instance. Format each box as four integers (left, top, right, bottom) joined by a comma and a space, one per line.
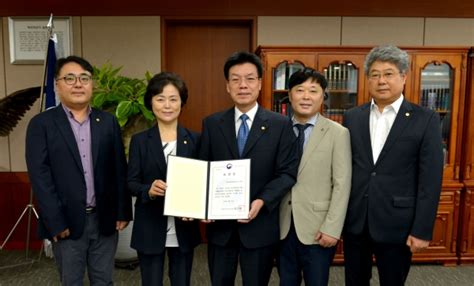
228, 75, 259, 86
56, 73, 92, 85
368, 71, 401, 81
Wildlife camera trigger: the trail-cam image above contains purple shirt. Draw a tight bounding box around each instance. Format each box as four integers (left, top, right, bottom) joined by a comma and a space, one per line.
62, 105, 96, 207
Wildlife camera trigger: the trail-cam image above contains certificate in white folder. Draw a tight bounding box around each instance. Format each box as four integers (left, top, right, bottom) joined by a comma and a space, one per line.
164, 156, 251, 220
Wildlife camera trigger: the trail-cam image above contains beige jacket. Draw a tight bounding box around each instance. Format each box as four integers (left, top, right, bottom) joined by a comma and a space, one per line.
280, 116, 352, 244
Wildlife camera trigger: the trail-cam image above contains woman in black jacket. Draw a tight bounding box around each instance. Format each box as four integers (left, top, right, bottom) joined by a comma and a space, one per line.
128, 72, 200, 286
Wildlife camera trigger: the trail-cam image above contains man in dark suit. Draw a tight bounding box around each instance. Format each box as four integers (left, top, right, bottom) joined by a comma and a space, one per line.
342, 45, 444, 285
25, 56, 132, 285
199, 52, 299, 285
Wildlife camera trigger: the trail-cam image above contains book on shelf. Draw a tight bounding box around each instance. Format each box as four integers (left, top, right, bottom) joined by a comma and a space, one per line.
273, 96, 293, 118
420, 86, 450, 111
285, 63, 304, 89
347, 68, 358, 93
274, 63, 287, 90
325, 108, 345, 123
281, 103, 287, 115
341, 64, 346, 90
328, 65, 333, 89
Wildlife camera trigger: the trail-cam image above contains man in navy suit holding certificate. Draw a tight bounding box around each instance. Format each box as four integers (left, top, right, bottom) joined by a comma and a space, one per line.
199, 52, 299, 286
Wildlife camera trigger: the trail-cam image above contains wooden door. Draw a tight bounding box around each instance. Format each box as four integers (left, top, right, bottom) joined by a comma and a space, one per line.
162, 18, 255, 132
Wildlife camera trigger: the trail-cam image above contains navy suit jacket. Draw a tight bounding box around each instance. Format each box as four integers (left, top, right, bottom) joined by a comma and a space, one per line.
25, 105, 132, 240
128, 125, 201, 254
199, 106, 299, 248
342, 99, 443, 243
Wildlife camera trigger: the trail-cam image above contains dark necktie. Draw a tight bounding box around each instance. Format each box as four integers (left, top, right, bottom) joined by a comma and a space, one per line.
295, 123, 311, 157
237, 114, 249, 156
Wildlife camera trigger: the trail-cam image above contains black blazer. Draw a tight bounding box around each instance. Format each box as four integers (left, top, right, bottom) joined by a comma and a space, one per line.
25, 105, 132, 240
128, 125, 201, 254
342, 100, 444, 243
199, 106, 299, 248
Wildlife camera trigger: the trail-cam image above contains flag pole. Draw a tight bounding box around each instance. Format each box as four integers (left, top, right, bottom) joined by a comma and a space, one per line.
27, 13, 54, 258
38, 14, 53, 113
26, 13, 53, 258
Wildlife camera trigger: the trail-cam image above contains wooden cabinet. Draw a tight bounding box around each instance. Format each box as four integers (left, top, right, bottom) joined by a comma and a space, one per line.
256, 46, 470, 265
317, 53, 369, 123
409, 52, 468, 183
459, 188, 474, 263
459, 48, 474, 264
257, 47, 371, 123
407, 50, 468, 265
412, 189, 461, 265
260, 52, 316, 115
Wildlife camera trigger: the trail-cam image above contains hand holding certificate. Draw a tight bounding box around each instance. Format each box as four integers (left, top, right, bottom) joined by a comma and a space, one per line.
164, 156, 250, 220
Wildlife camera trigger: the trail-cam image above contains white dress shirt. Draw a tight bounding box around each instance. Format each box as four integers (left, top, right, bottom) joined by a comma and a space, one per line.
370, 95, 404, 163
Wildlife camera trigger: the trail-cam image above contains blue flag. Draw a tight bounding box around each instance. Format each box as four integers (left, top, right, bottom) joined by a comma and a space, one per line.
44, 36, 57, 110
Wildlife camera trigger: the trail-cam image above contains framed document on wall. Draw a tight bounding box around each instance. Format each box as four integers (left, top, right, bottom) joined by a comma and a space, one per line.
8, 17, 72, 64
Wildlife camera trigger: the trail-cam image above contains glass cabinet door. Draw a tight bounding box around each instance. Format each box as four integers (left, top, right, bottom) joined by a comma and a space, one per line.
419, 63, 453, 166
272, 61, 305, 116
259, 52, 316, 112
412, 54, 465, 181
322, 62, 359, 123
318, 54, 367, 123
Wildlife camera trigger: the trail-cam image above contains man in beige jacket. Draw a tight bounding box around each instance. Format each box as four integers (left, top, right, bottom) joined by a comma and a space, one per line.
279, 68, 352, 286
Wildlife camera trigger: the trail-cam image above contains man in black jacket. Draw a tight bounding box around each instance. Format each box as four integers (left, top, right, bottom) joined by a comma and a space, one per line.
26, 56, 132, 285
342, 45, 443, 286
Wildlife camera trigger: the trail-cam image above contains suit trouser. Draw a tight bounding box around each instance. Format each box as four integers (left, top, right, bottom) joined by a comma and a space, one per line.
137, 248, 194, 286
277, 221, 336, 286
343, 225, 412, 286
52, 212, 118, 286
207, 231, 276, 286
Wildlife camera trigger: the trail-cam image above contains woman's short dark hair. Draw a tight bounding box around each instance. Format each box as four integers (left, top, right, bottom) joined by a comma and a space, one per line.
288, 67, 328, 90
144, 72, 189, 110
223, 52, 263, 80
55, 56, 94, 77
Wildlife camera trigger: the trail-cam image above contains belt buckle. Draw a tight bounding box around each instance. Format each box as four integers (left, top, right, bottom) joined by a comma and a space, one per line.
85, 207, 95, 214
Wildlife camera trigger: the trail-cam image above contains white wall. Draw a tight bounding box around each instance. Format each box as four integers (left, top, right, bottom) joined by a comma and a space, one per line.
258, 16, 474, 46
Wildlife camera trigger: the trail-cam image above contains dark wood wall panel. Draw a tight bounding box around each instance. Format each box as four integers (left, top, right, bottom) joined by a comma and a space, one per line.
163, 19, 252, 132
0, 0, 473, 17
0, 172, 41, 250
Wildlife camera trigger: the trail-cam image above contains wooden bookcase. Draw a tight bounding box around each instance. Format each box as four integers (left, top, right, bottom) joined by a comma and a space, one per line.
459, 48, 474, 264
256, 46, 470, 265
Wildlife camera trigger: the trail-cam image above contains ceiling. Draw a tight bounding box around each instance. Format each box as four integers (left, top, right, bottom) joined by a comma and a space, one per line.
1, 0, 473, 18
